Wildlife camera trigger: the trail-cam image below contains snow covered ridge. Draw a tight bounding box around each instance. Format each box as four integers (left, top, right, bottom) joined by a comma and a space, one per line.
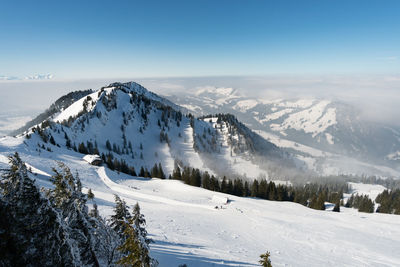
19, 81, 297, 180
269, 100, 337, 138
169, 90, 400, 176
53, 82, 183, 124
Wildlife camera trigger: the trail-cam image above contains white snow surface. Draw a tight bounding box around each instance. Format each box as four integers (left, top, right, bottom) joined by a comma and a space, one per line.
386, 151, 400, 161
270, 101, 337, 137
325, 133, 334, 145
256, 130, 400, 177
347, 182, 387, 202
260, 108, 293, 123
1, 136, 400, 267
276, 99, 315, 109
233, 99, 259, 112
83, 154, 102, 164
54, 90, 100, 122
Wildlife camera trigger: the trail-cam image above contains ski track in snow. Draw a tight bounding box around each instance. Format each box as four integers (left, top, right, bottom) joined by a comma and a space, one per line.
98, 167, 214, 211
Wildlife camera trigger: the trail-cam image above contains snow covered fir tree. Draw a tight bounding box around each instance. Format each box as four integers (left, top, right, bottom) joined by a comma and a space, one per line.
0, 153, 157, 267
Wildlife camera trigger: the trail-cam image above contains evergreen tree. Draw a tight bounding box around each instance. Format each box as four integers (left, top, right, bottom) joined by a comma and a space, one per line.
190, 168, 201, 187
87, 188, 95, 200
48, 162, 100, 266
150, 163, 159, 178
106, 140, 112, 151
244, 181, 250, 197
116, 220, 143, 267
333, 201, 340, 212
172, 165, 182, 180
259, 251, 273, 267
251, 179, 259, 197
202, 171, 211, 190
116, 203, 157, 267
0, 153, 133, 266
158, 163, 165, 179
132, 203, 154, 266
78, 142, 88, 154
49, 135, 56, 145
139, 166, 146, 177
111, 195, 132, 235
221, 176, 228, 193
0, 153, 76, 266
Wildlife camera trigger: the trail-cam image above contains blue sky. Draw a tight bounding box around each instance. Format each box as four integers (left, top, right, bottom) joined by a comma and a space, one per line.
1, 0, 399, 79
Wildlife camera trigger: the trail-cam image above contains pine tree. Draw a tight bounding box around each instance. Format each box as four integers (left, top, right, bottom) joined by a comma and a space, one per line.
0, 153, 76, 266
48, 162, 100, 266
251, 179, 259, 197
111, 195, 132, 235
78, 142, 88, 154
139, 166, 146, 177
259, 251, 273, 267
1, 153, 128, 266
132, 202, 154, 266
333, 201, 340, 212
221, 176, 228, 193
87, 188, 95, 200
116, 203, 156, 267
106, 140, 112, 150
172, 165, 182, 180
227, 179, 233, 195
150, 163, 159, 178
49, 135, 56, 145
116, 220, 143, 267
244, 181, 250, 197
158, 163, 165, 179
190, 168, 201, 187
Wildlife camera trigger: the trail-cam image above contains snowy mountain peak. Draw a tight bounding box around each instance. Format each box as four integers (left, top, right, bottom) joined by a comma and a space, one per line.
195, 86, 239, 97
106, 81, 151, 96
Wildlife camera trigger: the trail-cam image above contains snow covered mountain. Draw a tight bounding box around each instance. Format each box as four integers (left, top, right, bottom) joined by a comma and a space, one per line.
17, 81, 294, 180
168, 87, 400, 177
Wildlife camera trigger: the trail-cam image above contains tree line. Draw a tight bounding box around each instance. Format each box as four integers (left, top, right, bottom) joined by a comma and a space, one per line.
170, 162, 350, 212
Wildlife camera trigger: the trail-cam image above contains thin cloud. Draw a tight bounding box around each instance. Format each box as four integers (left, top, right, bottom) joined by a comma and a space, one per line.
377, 56, 398, 61
24, 74, 54, 80
0, 73, 54, 81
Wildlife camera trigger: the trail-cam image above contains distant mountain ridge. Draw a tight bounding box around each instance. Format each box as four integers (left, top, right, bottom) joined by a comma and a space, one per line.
11, 89, 93, 136
166, 86, 400, 176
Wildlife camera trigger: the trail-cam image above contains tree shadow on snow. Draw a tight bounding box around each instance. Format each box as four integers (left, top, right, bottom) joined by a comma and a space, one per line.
150, 240, 258, 266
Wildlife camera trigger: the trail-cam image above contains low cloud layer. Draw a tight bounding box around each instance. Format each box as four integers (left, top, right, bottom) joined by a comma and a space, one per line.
0, 74, 399, 129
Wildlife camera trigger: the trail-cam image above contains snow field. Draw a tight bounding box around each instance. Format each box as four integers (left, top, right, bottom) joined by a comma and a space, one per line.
1, 138, 400, 266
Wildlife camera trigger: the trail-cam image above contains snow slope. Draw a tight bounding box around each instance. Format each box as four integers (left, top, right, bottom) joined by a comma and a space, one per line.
347, 182, 387, 202
0, 139, 399, 267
